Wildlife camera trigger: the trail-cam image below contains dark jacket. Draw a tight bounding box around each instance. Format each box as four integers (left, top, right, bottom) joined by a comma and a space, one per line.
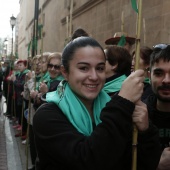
144, 94, 170, 150
141, 83, 154, 101
13, 71, 27, 105
33, 95, 161, 170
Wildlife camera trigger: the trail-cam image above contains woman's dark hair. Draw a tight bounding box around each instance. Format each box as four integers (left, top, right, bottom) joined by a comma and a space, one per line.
150, 45, 170, 69
71, 28, 89, 41
104, 45, 132, 75
132, 46, 153, 65
140, 46, 153, 65
62, 36, 105, 72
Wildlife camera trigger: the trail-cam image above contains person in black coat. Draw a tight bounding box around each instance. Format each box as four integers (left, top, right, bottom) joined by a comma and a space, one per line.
2, 61, 10, 100
144, 44, 170, 170
0, 63, 3, 92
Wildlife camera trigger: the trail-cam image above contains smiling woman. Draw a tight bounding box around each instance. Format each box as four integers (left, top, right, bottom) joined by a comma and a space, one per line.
46, 52, 64, 90
33, 36, 161, 170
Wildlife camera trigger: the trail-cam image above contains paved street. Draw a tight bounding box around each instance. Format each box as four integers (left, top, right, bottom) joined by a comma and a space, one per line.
0, 114, 7, 170
0, 96, 31, 170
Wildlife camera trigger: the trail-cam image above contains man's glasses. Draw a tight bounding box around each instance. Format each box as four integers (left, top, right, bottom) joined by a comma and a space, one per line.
153, 44, 169, 49
47, 63, 60, 70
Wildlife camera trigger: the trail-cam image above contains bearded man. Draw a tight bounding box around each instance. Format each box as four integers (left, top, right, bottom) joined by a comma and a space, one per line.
144, 44, 170, 170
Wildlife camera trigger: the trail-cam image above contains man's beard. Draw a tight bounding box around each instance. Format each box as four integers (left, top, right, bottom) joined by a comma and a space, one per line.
156, 85, 170, 102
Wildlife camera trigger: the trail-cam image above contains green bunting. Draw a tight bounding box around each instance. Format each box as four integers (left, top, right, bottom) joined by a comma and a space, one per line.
15, 52, 18, 59
38, 24, 43, 38
117, 35, 126, 47
32, 38, 37, 51
28, 40, 32, 51
27, 40, 32, 57
131, 0, 138, 13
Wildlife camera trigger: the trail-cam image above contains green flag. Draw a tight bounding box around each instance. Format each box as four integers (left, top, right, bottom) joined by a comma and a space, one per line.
38, 24, 43, 38
117, 35, 126, 47
15, 52, 18, 59
28, 40, 32, 51
131, 0, 138, 13
27, 40, 32, 57
32, 38, 37, 51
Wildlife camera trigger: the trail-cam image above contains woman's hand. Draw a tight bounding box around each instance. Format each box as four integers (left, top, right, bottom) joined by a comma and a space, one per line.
132, 100, 149, 131
118, 69, 144, 103
39, 82, 48, 94
30, 90, 38, 99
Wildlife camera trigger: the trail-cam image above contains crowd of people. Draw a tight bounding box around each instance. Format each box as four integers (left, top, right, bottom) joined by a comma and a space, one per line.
1, 28, 170, 170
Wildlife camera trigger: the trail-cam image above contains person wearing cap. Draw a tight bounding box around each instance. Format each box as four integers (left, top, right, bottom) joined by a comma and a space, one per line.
13, 59, 30, 138
2, 61, 10, 101
105, 32, 135, 53
0, 62, 3, 92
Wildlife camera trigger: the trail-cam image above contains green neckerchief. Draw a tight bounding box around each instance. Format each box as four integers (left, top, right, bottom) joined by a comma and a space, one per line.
47, 75, 64, 89
103, 74, 127, 93
18, 69, 30, 76
37, 72, 50, 91
41, 71, 50, 83
15, 71, 20, 76
144, 77, 150, 84
46, 80, 111, 136
36, 74, 42, 81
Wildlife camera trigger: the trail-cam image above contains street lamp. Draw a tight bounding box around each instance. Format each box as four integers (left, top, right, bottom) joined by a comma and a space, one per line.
10, 15, 16, 57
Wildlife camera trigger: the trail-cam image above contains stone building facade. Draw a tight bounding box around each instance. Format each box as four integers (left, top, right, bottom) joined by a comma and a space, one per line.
17, 0, 170, 59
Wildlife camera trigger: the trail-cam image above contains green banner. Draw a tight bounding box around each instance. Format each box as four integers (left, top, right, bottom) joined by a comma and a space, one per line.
131, 0, 138, 13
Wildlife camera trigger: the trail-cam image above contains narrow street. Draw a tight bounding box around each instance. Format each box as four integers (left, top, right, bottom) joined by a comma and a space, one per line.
0, 96, 31, 170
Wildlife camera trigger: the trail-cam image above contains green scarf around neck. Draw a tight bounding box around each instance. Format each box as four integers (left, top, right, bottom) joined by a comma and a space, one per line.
15, 71, 20, 76
46, 80, 111, 136
37, 72, 50, 90
41, 71, 50, 83
103, 74, 127, 93
18, 69, 30, 76
47, 75, 64, 89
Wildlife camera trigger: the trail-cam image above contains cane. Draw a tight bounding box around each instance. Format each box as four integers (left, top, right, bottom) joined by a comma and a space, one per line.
26, 1, 41, 167
131, 0, 143, 170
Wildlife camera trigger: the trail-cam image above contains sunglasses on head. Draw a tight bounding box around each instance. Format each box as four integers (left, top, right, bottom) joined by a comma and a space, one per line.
153, 44, 169, 49
47, 63, 60, 70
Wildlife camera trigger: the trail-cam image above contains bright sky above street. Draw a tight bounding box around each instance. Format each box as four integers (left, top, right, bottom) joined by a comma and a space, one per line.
0, 0, 20, 39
